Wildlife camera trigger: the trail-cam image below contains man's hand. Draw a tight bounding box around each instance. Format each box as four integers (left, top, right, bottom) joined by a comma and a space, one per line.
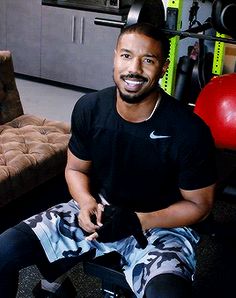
78, 201, 104, 235
86, 205, 148, 249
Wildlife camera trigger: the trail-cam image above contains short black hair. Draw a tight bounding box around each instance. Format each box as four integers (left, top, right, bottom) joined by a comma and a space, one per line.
117, 23, 170, 60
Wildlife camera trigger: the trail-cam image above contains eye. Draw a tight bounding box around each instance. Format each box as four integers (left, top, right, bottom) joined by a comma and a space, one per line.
121, 53, 131, 59
144, 58, 155, 64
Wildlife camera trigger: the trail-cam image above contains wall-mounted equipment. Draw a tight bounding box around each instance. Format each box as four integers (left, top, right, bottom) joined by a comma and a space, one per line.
212, 0, 236, 39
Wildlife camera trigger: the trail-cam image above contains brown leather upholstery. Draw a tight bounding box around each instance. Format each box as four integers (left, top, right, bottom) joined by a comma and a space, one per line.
0, 51, 70, 207
0, 51, 24, 124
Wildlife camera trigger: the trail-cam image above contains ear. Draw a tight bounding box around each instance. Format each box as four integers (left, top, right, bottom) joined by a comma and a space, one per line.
113, 49, 118, 66
160, 59, 170, 78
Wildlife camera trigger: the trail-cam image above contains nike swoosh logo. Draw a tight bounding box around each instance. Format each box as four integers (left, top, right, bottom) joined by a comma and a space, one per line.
150, 131, 171, 139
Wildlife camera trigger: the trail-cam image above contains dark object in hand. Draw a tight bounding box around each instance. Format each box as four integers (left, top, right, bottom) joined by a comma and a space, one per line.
80, 213, 97, 237
97, 205, 148, 249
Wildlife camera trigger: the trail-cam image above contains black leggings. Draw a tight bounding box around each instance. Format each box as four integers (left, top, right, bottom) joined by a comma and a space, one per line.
0, 223, 86, 298
145, 273, 192, 298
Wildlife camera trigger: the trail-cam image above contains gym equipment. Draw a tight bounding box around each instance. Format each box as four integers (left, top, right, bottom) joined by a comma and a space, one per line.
212, 32, 226, 75
95, 0, 165, 29
211, 0, 236, 75
95, 0, 236, 95
83, 252, 134, 297
161, 0, 183, 95
212, 0, 236, 39
194, 73, 236, 150
94, 0, 236, 44
174, 55, 195, 102
174, 44, 214, 104
195, 73, 236, 203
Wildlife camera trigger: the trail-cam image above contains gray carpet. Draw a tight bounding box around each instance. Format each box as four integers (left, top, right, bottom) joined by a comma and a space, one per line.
17, 263, 102, 298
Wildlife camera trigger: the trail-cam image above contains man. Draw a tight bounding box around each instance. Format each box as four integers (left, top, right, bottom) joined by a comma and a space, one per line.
0, 23, 216, 298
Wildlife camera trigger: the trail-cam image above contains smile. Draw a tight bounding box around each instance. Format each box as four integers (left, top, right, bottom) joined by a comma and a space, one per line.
124, 79, 144, 86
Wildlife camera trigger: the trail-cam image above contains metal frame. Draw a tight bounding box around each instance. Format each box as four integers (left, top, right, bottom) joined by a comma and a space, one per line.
161, 0, 183, 95
94, 0, 232, 92
212, 32, 226, 75
161, 0, 228, 94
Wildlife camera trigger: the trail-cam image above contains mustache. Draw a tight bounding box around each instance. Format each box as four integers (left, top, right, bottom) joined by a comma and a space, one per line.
121, 73, 148, 82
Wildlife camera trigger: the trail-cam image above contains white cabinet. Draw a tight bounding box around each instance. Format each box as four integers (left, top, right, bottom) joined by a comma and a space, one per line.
41, 6, 121, 89
0, 0, 7, 50
6, 0, 41, 76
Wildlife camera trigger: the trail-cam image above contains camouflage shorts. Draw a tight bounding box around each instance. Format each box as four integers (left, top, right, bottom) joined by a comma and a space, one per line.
24, 199, 200, 298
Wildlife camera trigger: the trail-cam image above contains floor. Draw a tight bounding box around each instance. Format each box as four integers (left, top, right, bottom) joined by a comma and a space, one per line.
16, 77, 87, 123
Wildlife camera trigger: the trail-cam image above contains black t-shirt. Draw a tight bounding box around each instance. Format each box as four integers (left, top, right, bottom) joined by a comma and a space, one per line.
69, 86, 217, 212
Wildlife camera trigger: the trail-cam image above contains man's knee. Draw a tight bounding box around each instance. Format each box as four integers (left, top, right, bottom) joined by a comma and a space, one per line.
0, 224, 39, 272
145, 273, 192, 298
0, 227, 22, 271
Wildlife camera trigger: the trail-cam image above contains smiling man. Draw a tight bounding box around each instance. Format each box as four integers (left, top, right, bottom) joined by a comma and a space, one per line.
0, 23, 217, 298
114, 27, 169, 105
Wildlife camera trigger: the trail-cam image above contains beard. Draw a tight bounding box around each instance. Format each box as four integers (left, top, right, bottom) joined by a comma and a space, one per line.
118, 85, 159, 104
113, 74, 160, 104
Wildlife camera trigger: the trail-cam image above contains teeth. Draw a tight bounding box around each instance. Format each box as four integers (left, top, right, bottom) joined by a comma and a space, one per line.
125, 80, 143, 86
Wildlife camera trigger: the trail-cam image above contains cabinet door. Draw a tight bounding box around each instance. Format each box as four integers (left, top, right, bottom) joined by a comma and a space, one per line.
41, 6, 121, 89
78, 11, 121, 90
41, 6, 83, 86
6, 0, 41, 76
0, 0, 7, 50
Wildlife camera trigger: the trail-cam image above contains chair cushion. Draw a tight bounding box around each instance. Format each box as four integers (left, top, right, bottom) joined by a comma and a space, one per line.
0, 114, 70, 206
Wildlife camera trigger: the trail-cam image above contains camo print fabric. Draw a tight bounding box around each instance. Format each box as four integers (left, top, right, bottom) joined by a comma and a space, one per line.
24, 199, 200, 298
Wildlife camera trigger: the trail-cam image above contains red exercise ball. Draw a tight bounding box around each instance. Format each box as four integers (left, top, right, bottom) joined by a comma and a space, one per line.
194, 73, 236, 150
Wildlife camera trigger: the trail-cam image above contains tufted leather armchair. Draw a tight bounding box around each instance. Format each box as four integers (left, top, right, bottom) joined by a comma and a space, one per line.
0, 51, 71, 207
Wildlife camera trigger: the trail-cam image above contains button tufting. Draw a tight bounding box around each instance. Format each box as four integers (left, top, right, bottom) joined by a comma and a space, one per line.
0, 50, 70, 207
0, 114, 70, 206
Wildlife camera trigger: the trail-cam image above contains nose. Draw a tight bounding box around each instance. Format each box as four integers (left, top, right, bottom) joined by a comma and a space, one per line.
128, 58, 143, 74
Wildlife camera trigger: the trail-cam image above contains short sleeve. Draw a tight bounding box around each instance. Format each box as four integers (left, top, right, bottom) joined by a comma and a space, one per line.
68, 96, 92, 161
178, 120, 217, 190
